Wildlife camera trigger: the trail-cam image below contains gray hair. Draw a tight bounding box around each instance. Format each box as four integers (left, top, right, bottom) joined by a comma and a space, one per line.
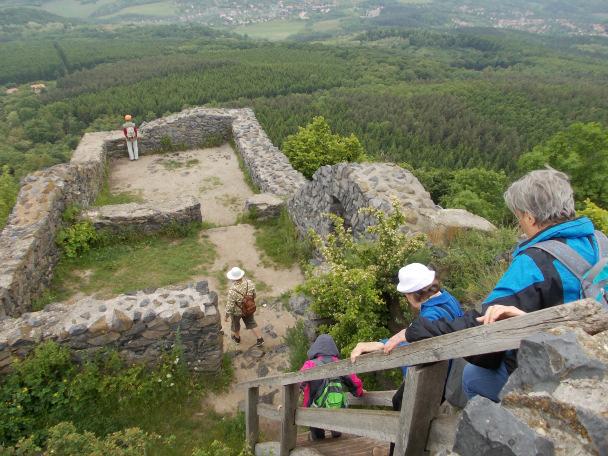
504, 168, 575, 225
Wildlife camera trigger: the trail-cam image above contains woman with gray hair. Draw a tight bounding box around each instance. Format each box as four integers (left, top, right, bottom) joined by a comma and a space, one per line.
384, 168, 607, 402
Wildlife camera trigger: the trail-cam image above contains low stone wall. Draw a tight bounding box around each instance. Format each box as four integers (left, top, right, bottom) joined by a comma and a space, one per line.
453, 327, 608, 455
288, 162, 495, 241
82, 196, 202, 234
0, 132, 118, 317
0, 282, 222, 373
231, 108, 306, 197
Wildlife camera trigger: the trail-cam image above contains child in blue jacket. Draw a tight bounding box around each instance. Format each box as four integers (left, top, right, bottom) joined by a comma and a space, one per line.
350, 263, 463, 456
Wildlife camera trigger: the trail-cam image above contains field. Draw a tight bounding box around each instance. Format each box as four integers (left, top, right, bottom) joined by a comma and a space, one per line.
234, 19, 308, 40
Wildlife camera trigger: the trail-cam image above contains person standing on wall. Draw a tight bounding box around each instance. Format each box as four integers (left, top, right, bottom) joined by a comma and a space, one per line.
225, 266, 265, 347
122, 114, 139, 161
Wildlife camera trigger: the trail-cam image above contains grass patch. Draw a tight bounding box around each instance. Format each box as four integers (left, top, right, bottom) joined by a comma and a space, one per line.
284, 320, 309, 372
160, 157, 200, 171
240, 208, 311, 269
199, 176, 222, 193
94, 163, 143, 206
234, 19, 307, 40
46, 223, 216, 302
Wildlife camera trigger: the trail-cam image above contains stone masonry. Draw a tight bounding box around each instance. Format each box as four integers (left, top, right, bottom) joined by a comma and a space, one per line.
288, 162, 495, 240
0, 108, 299, 318
0, 282, 222, 373
82, 196, 202, 234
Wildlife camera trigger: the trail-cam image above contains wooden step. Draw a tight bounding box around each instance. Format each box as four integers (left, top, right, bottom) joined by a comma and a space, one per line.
296, 432, 389, 456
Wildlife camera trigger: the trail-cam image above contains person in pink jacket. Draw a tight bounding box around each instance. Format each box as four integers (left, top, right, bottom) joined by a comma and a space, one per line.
300, 334, 364, 441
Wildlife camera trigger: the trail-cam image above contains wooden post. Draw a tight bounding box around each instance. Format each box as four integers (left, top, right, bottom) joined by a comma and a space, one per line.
393, 361, 449, 456
245, 386, 259, 451
280, 383, 299, 456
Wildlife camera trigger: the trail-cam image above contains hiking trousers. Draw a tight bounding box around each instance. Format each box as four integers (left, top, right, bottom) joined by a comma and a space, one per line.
126, 139, 139, 160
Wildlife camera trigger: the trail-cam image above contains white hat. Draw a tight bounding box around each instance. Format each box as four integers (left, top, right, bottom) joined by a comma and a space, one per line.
226, 267, 245, 281
396, 263, 435, 294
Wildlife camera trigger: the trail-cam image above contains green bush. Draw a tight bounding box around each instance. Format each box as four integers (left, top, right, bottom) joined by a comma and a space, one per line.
284, 320, 309, 372
283, 116, 366, 179
578, 199, 608, 233
56, 220, 98, 258
300, 201, 427, 355
0, 165, 19, 229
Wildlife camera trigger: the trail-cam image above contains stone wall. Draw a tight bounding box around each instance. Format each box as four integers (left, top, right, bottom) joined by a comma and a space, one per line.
0, 131, 118, 317
0, 107, 302, 318
231, 108, 306, 197
0, 282, 222, 373
452, 327, 608, 455
288, 162, 495, 241
82, 196, 202, 234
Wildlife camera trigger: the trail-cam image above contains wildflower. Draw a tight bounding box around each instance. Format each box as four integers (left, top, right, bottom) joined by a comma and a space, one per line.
166, 373, 172, 379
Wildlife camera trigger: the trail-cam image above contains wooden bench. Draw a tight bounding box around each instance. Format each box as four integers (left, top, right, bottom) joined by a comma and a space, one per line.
239, 299, 608, 455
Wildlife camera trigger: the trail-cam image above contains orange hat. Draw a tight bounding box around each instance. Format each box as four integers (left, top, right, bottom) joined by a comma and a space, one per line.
124, 114, 132, 121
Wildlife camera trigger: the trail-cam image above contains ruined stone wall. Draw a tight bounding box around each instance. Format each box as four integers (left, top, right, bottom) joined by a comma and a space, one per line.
0, 132, 118, 317
82, 196, 202, 234
0, 107, 303, 318
288, 162, 495, 241
0, 282, 222, 373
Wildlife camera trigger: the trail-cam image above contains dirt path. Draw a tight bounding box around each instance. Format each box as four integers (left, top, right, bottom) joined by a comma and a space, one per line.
110, 144, 305, 415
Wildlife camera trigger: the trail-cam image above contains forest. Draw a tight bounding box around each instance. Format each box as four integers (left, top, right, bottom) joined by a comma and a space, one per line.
1, 23, 608, 227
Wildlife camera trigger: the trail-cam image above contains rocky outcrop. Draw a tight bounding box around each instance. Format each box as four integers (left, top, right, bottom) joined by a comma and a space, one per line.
245, 193, 285, 220
0, 282, 222, 373
288, 162, 495, 240
82, 196, 202, 234
453, 327, 608, 456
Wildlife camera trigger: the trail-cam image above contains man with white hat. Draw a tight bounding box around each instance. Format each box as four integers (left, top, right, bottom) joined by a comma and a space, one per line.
225, 266, 264, 347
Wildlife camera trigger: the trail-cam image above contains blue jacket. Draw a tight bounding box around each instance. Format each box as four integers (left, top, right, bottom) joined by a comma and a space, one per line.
405, 217, 601, 373
420, 289, 464, 321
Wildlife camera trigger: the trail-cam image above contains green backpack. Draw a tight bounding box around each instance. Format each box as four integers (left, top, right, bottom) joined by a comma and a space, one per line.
313, 379, 347, 409
311, 357, 348, 409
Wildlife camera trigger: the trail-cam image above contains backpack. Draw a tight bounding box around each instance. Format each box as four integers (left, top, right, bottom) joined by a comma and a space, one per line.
532, 230, 608, 308
310, 357, 348, 409
125, 125, 136, 139
235, 282, 256, 317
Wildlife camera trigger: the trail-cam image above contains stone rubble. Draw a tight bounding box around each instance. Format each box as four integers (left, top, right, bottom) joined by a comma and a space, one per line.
245, 193, 285, 220
0, 282, 222, 373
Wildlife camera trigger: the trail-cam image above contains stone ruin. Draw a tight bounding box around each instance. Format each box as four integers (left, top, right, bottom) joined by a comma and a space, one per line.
0, 282, 222, 374
288, 162, 495, 240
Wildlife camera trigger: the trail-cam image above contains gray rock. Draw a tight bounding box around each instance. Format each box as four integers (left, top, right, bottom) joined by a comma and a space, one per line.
139, 298, 150, 307
256, 363, 269, 377
245, 193, 285, 220
98, 304, 107, 312
195, 280, 208, 294
289, 294, 311, 316
453, 396, 555, 456
68, 324, 87, 336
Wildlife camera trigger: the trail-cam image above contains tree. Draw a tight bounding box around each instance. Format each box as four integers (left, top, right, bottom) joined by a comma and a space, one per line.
518, 122, 608, 207
282, 116, 366, 179
440, 168, 509, 225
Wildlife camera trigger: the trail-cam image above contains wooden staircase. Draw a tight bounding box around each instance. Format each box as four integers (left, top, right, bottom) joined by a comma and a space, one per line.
296, 433, 389, 456
239, 299, 607, 455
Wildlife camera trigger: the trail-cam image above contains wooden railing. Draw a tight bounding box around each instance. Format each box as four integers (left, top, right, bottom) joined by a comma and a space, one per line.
239, 299, 608, 456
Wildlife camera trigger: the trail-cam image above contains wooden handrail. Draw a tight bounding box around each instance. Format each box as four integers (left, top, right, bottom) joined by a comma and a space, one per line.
239, 299, 607, 389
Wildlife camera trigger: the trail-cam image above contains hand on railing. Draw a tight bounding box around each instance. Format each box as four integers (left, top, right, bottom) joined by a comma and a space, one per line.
383, 329, 406, 354
350, 341, 385, 363
477, 305, 526, 325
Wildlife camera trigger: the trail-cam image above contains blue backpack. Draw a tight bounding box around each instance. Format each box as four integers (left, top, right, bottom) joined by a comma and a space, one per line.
533, 230, 608, 308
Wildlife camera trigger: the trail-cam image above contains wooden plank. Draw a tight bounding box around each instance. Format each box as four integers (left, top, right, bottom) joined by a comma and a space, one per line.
258, 403, 281, 421
239, 299, 607, 388
393, 362, 449, 456
280, 383, 299, 456
348, 390, 396, 407
296, 408, 400, 442
245, 386, 259, 451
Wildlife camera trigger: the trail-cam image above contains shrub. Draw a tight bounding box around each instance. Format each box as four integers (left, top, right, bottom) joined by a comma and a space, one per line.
56, 220, 98, 258
0, 165, 19, 229
284, 320, 310, 372
578, 199, 608, 233
300, 201, 427, 355
283, 116, 366, 179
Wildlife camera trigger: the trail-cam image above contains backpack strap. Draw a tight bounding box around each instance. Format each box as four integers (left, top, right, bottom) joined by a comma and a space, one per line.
532, 240, 591, 283
595, 230, 608, 257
